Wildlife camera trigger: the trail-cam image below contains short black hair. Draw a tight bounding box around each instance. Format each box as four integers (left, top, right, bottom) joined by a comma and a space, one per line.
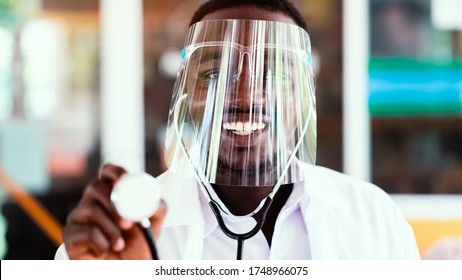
189, 0, 308, 32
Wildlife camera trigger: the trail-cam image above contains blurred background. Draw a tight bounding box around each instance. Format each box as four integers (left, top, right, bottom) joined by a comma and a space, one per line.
0, 0, 461, 259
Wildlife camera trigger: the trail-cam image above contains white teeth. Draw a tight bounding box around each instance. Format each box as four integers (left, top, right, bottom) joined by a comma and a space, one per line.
236, 122, 243, 131
243, 122, 252, 132
223, 121, 266, 135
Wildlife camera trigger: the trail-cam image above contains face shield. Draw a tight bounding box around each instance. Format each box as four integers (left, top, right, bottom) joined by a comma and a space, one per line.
165, 19, 316, 189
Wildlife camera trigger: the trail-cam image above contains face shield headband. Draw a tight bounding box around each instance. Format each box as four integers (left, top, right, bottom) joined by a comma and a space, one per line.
166, 19, 316, 191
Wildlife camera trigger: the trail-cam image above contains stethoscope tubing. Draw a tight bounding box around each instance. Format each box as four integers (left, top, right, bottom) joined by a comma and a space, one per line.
140, 219, 159, 260
209, 198, 273, 260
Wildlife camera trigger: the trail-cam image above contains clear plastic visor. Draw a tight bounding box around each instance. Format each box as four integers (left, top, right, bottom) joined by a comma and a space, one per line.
165, 19, 316, 187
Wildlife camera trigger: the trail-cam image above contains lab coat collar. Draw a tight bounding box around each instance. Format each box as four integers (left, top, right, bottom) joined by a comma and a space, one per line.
158, 171, 207, 259
300, 163, 344, 259
158, 171, 202, 227
158, 169, 219, 238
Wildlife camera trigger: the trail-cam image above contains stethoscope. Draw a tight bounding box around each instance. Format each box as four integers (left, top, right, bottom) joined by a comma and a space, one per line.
111, 93, 312, 260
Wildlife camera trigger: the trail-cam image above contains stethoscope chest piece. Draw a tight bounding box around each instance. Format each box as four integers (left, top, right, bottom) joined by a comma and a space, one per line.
111, 172, 161, 223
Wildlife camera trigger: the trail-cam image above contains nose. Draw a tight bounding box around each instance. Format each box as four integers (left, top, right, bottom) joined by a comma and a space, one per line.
228, 52, 264, 109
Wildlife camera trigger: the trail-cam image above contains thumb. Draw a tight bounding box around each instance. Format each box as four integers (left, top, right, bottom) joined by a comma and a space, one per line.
149, 199, 168, 238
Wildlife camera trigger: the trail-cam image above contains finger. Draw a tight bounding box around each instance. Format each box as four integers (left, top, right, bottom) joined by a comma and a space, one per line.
68, 202, 125, 251
149, 199, 168, 238
99, 164, 127, 184
81, 179, 113, 213
63, 223, 111, 259
87, 226, 112, 257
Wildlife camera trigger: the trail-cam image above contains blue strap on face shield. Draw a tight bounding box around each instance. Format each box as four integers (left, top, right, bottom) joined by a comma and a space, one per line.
307, 54, 312, 65
181, 48, 187, 60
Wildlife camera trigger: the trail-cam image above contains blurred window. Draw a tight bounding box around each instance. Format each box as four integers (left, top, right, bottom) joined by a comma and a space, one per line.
369, 0, 462, 194
0, 27, 13, 121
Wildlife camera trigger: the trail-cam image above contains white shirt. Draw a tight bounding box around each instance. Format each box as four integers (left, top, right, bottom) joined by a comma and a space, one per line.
56, 163, 421, 260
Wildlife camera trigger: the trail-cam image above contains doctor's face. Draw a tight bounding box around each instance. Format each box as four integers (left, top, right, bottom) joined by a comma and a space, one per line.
186, 7, 300, 185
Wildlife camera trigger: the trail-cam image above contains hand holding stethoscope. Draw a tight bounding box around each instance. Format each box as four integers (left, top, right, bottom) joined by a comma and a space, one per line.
62, 164, 166, 260
111, 171, 163, 259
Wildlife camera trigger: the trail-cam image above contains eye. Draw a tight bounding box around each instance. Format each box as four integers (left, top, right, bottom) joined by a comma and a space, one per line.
200, 69, 220, 79
263, 70, 290, 82
204, 69, 219, 78
199, 69, 220, 83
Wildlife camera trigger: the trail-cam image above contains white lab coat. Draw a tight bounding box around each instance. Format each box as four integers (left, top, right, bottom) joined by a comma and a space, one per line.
154, 163, 420, 259
56, 163, 420, 260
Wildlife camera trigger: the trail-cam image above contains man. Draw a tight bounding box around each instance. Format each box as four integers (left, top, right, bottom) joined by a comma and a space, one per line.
57, 0, 420, 260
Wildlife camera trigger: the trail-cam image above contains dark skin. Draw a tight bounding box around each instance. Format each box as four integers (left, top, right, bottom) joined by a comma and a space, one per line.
62, 7, 297, 259
257, 184, 293, 246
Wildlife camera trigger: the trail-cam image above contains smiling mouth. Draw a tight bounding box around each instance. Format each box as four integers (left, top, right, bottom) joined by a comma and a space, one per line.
222, 121, 267, 136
